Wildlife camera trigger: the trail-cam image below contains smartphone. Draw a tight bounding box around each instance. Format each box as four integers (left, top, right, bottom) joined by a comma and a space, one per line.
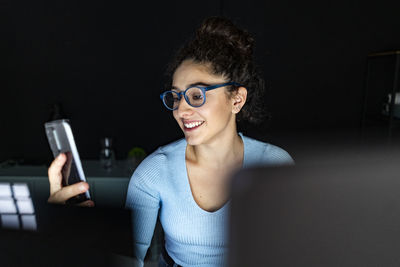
44, 119, 91, 204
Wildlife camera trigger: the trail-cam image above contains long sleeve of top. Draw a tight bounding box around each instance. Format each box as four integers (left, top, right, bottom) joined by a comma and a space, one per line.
125, 133, 294, 267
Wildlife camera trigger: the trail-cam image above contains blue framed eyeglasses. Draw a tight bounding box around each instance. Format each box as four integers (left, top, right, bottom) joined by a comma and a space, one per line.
160, 82, 242, 111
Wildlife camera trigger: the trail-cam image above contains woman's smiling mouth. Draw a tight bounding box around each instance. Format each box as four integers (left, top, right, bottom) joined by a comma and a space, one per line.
183, 121, 205, 130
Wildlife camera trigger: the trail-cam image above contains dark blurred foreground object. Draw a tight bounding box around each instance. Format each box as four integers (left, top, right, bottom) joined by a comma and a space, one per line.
0, 203, 133, 267
361, 50, 400, 143
229, 147, 400, 267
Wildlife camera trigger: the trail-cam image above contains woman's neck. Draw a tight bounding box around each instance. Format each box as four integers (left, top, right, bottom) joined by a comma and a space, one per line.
186, 131, 244, 169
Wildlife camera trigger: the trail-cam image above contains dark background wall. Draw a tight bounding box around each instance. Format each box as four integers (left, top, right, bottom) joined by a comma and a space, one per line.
1, 0, 400, 164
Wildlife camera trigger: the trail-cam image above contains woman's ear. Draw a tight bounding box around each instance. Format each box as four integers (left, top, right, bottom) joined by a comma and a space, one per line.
232, 87, 247, 114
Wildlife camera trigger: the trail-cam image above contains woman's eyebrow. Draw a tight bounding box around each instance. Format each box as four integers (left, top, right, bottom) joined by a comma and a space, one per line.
171, 82, 212, 91
188, 82, 211, 87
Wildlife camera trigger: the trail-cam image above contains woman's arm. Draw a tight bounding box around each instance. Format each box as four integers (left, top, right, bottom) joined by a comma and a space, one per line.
125, 159, 162, 266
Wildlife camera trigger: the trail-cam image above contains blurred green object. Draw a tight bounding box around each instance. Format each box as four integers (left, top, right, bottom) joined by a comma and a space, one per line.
127, 147, 147, 158
125, 147, 147, 175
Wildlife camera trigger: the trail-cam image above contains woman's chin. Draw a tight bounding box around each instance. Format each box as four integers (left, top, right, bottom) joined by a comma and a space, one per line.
184, 134, 203, 146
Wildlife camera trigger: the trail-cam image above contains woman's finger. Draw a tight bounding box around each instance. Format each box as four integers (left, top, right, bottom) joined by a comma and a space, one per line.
48, 182, 89, 204
48, 153, 66, 195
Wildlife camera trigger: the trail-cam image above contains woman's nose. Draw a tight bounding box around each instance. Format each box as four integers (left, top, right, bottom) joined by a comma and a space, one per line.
176, 97, 194, 117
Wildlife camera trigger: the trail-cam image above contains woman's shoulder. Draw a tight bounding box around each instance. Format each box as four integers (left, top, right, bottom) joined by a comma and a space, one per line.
241, 134, 294, 166
157, 138, 187, 154
144, 138, 186, 164
130, 138, 186, 180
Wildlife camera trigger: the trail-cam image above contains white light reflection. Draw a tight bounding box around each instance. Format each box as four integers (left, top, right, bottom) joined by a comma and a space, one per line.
0, 183, 12, 197
0, 182, 37, 231
1, 214, 20, 229
16, 199, 34, 214
0, 199, 17, 214
21, 215, 37, 231
12, 183, 30, 198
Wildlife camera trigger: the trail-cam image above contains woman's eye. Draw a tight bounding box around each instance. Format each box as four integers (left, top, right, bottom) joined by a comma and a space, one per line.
192, 94, 203, 100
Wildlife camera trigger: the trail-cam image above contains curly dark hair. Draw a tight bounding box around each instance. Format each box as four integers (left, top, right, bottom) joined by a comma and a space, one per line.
165, 16, 268, 125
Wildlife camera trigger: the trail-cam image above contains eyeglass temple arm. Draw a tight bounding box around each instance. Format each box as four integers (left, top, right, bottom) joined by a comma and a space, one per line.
205, 82, 242, 91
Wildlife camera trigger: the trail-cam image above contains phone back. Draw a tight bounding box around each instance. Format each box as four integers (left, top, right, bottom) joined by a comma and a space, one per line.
45, 119, 74, 157
44, 119, 90, 203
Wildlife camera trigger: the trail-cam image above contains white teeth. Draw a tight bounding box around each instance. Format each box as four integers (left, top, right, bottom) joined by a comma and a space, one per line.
184, 121, 204, 129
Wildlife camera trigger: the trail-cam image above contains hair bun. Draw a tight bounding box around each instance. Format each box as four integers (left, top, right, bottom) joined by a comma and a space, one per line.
196, 17, 254, 58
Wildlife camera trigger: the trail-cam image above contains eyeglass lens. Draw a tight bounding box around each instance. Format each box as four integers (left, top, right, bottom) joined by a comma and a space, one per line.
163, 87, 205, 110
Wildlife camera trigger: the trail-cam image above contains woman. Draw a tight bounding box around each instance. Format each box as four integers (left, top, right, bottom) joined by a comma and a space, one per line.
48, 17, 293, 267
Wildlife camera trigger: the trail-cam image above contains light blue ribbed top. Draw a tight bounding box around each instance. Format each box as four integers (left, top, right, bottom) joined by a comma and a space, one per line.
125, 133, 293, 267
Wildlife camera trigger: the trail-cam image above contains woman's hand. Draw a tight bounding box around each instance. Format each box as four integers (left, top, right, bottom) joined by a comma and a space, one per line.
47, 153, 95, 207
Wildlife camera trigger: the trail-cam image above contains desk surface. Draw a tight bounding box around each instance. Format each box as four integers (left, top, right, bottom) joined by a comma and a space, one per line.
0, 160, 132, 178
